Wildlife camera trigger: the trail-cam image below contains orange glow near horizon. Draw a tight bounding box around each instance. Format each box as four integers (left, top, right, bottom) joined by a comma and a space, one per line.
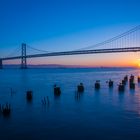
3, 52, 140, 68
137, 59, 140, 68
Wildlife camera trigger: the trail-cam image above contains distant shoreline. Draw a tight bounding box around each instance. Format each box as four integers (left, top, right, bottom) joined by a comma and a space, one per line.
1, 64, 138, 69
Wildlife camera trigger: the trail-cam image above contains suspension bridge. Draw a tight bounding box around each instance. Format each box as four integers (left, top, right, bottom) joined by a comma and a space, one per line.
0, 25, 140, 69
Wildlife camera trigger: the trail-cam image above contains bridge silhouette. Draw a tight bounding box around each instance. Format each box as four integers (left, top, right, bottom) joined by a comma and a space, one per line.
0, 25, 140, 69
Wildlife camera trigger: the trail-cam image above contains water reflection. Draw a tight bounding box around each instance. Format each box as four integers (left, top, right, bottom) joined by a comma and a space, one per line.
1, 68, 140, 139
108, 87, 113, 93
129, 89, 135, 94
41, 97, 50, 112
26, 94, 33, 105
10, 88, 16, 97
54, 94, 61, 100
75, 91, 82, 101
138, 83, 140, 87
118, 92, 125, 102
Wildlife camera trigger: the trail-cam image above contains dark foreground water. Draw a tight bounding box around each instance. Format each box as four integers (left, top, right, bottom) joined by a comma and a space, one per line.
0, 68, 140, 140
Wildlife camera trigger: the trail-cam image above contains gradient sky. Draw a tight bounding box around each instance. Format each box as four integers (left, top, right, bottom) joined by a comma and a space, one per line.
0, 0, 140, 67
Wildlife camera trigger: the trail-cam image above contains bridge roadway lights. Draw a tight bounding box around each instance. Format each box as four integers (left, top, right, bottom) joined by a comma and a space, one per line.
0, 59, 3, 69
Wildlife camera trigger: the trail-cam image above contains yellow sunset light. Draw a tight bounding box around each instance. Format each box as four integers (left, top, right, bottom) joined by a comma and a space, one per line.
137, 59, 140, 67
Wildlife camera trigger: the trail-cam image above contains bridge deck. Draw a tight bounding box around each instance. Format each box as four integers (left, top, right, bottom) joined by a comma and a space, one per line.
2, 47, 140, 61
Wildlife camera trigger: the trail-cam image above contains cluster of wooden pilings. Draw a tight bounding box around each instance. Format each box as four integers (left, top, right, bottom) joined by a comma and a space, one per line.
1, 74, 140, 117
118, 75, 140, 92
0, 103, 11, 117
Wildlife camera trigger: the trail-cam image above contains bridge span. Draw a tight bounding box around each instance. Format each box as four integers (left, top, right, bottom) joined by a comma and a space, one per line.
1, 44, 140, 69
0, 25, 140, 69
2, 46, 140, 61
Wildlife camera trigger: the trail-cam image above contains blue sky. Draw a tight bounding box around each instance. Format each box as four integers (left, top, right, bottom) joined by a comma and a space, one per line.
0, 0, 140, 66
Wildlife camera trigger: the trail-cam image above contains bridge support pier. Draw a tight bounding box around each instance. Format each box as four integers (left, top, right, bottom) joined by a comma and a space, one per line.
0, 59, 3, 69
21, 43, 27, 69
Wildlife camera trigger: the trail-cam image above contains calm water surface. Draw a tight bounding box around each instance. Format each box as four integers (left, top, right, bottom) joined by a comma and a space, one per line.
0, 68, 140, 140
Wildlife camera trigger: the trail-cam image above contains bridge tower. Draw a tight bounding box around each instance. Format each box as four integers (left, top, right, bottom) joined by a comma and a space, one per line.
0, 59, 3, 69
21, 43, 27, 69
